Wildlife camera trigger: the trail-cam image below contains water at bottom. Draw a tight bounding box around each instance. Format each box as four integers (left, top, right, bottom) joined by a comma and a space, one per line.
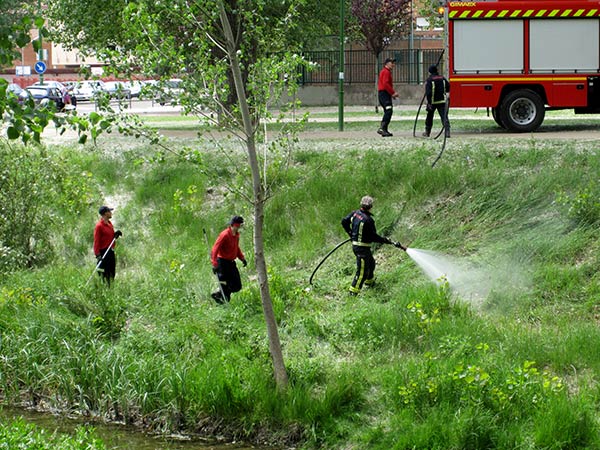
0, 405, 265, 450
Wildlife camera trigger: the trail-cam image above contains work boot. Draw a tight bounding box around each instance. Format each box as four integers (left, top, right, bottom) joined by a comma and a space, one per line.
364, 278, 376, 287
211, 291, 225, 304
422, 131, 430, 137
377, 128, 384, 136
445, 129, 451, 138
348, 286, 360, 296
381, 130, 393, 137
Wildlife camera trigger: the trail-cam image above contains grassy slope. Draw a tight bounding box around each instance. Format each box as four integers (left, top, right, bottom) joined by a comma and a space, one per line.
1, 117, 600, 449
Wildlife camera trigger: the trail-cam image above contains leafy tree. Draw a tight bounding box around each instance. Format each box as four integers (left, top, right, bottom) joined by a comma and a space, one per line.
0, 0, 34, 66
349, 0, 411, 108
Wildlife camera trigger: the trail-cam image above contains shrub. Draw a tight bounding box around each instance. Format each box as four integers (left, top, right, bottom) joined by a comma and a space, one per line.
0, 143, 97, 272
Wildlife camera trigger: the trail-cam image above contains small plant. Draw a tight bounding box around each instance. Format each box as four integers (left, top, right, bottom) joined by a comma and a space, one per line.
556, 184, 600, 225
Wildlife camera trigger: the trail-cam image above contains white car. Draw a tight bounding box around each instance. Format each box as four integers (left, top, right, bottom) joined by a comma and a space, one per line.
71, 80, 107, 101
155, 78, 183, 105
30, 80, 69, 101
122, 80, 143, 98
104, 81, 131, 99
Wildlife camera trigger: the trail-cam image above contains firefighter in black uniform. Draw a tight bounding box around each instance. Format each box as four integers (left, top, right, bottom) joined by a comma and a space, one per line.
341, 196, 406, 295
423, 65, 451, 138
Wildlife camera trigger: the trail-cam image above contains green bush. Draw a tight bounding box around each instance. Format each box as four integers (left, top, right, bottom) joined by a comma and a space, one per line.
0, 143, 98, 272
556, 183, 600, 226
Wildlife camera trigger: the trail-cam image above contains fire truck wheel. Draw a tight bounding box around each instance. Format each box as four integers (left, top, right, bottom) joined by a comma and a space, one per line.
491, 108, 506, 129
499, 89, 545, 132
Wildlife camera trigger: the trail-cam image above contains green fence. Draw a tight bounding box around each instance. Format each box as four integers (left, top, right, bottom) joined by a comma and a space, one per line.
299, 49, 443, 86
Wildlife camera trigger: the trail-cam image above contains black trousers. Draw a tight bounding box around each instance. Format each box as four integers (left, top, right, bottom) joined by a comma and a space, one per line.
351, 246, 375, 292
378, 91, 393, 130
216, 258, 242, 301
425, 103, 450, 133
98, 248, 116, 284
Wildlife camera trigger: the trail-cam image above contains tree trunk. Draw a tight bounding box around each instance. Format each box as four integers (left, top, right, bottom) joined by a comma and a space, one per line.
218, 2, 289, 391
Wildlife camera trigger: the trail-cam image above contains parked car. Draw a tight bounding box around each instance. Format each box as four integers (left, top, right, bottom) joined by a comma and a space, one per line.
71, 80, 107, 101
19, 85, 66, 110
6, 83, 23, 98
104, 81, 131, 99
154, 78, 183, 105
138, 79, 158, 100
122, 80, 143, 98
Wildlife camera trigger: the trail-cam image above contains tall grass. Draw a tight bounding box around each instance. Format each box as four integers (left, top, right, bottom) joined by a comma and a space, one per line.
1, 135, 600, 448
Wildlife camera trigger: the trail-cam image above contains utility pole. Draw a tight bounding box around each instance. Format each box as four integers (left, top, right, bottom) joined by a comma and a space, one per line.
410, 0, 414, 83
37, 0, 44, 84
338, 0, 345, 131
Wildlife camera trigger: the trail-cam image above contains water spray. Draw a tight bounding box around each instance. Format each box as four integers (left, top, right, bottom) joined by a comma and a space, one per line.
405, 248, 499, 305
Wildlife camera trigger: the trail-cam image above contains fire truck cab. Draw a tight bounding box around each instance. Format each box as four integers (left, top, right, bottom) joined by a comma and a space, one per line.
446, 0, 600, 132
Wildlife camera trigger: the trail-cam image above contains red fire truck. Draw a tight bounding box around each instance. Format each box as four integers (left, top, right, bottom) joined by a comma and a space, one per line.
445, 0, 600, 131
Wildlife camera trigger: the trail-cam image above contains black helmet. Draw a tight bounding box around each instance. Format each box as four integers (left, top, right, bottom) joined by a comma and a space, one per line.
428, 65, 439, 74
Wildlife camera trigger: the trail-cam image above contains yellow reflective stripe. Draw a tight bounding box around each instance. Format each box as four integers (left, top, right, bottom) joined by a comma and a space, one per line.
450, 7, 598, 19
451, 76, 587, 82
357, 222, 363, 243
352, 241, 371, 247
357, 259, 366, 285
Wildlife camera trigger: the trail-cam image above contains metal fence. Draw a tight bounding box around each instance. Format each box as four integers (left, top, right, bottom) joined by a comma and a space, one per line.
299, 49, 443, 86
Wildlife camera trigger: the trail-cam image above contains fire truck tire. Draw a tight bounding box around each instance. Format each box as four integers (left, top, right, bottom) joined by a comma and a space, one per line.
499, 89, 545, 132
491, 108, 506, 129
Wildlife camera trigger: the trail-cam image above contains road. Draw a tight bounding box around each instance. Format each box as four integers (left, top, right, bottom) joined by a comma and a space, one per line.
54, 100, 600, 142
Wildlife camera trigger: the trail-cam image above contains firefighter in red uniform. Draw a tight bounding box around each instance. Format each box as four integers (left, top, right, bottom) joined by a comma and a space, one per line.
210, 215, 247, 303
377, 58, 400, 137
341, 196, 405, 295
424, 65, 451, 138
93, 206, 122, 285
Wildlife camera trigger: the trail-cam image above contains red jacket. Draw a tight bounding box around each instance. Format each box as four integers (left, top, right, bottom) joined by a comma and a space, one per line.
211, 227, 245, 267
93, 219, 115, 255
378, 66, 395, 96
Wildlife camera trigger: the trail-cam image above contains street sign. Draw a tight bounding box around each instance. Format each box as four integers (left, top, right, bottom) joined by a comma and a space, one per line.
34, 61, 47, 75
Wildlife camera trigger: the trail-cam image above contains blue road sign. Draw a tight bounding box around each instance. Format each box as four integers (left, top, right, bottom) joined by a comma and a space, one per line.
34, 61, 47, 75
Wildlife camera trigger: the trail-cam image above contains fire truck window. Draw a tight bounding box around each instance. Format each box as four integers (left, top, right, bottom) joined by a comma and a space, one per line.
530, 19, 599, 73
453, 20, 523, 74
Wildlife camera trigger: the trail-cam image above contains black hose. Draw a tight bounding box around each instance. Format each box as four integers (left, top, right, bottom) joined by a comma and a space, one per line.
309, 238, 351, 286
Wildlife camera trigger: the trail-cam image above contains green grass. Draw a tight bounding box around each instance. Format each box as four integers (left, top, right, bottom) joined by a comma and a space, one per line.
1, 125, 600, 449
0, 417, 106, 449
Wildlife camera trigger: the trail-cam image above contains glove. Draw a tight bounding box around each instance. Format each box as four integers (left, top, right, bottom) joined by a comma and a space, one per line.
115, 230, 123, 239
394, 242, 407, 251
212, 266, 218, 274
241, 259, 247, 267
426, 103, 433, 112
